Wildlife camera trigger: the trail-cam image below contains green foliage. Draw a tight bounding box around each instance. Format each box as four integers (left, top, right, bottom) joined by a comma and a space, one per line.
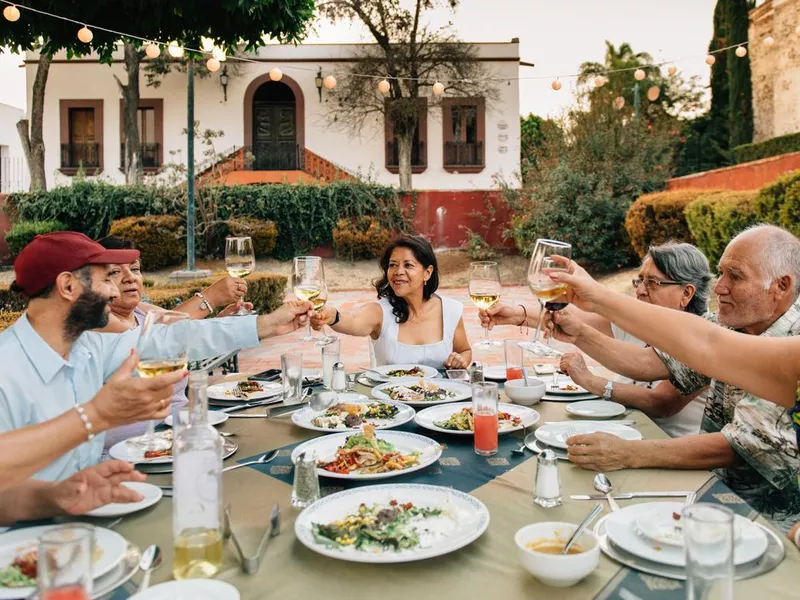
0, 311, 22, 332
461, 229, 496, 261
752, 170, 800, 237
225, 218, 278, 258
625, 190, 717, 258
732, 132, 800, 164
685, 190, 759, 266
333, 216, 392, 261
727, 0, 754, 148
0, 285, 26, 312
109, 215, 185, 270
4, 220, 67, 256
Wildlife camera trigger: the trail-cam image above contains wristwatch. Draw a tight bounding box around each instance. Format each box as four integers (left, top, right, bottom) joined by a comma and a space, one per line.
194, 291, 213, 314
331, 308, 341, 326
603, 380, 614, 401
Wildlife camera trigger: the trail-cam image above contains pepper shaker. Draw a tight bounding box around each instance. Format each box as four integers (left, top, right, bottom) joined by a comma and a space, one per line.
331, 362, 347, 392
469, 362, 484, 384
291, 451, 320, 509
534, 449, 562, 507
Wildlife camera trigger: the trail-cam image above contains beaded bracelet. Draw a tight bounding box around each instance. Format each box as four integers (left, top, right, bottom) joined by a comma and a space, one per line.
74, 404, 95, 441
518, 304, 529, 335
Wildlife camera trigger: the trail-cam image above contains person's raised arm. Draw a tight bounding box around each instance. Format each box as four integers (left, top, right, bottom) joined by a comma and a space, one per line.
310, 302, 384, 339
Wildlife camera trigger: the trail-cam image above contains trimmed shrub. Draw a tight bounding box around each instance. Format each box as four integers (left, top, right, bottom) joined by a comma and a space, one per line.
732, 131, 800, 164
333, 216, 392, 261
4, 220, 67, 256
0, 285, 26, 312
109, 216, 185, 270
624, 190, 719, 258
225, 218, 278, 258
685, 190, 759, 267
752, 170, 800, 237
0, 311, 22, 332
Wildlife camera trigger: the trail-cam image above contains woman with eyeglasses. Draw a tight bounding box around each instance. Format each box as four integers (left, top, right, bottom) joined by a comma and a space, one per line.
481, 242, 712, 438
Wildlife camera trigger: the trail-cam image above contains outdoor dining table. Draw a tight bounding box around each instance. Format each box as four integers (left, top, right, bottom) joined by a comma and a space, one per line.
109, 374, 800, 600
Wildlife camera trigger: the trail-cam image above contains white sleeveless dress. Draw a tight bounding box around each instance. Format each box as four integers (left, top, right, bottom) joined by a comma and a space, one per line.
370, 295, 463, 369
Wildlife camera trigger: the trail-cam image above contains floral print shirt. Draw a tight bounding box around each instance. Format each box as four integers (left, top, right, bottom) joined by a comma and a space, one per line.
654, 298, 800, 534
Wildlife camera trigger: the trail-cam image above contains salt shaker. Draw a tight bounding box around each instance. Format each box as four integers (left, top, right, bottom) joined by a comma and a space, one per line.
469, 362, 484, 384
331, 362, 347, 392
533, 449, 562, 507
291, 452, 320, 509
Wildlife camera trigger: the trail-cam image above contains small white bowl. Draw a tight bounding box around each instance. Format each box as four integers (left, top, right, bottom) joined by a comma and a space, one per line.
515, 521, 600, 587
504, 378, 546, 406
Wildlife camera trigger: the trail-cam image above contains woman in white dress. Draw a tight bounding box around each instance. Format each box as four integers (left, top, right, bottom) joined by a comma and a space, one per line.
312, 235, 472, 369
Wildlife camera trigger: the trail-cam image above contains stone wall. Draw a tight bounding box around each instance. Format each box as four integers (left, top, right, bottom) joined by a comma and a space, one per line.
750, 0, 800, 142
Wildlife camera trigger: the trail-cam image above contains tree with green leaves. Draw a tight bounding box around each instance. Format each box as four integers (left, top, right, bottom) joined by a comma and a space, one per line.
318, 0, 498, 189
0, 0, 315, 188
706, 0, 731, 168
727, 0, 754, 148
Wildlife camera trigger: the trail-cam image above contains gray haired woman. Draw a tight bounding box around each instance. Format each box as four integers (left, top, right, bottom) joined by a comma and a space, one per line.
481, 241, 713, 438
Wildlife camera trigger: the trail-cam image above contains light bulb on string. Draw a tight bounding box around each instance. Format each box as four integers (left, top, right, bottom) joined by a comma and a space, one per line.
647, 86, 661, 102
269, 67, 283, 81
378, 79, 390, 94
763, 36, 775, 47
551, 79, 562, 91
613, 96, 625, 110
432, 81, 445, 95
705, 54, 716, 66
201, 37, 214, 52
634, 68, 646, 81
77, 26, 93, 44
735, 45, 747, 58
667, 65, 677, 76
206, 58, 220, 72
593, 75, 606, 88
145, 43, 161, 59
168, 42, 184, 58
323, 75, 337, 90
3, 5, 20, 22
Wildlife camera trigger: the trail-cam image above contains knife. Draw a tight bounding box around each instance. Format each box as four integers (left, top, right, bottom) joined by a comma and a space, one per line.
570, 491, 694, 500
219, 397, 284, 413
265, 402, 310, 418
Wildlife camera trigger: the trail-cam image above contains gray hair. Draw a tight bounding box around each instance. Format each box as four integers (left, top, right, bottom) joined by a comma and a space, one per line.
646, 242, 712, 316
732, 224, 800, 298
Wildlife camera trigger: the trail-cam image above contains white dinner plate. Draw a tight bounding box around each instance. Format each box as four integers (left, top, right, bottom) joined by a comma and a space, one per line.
291, 394, 415, 433
109, 436, 238, 467
544, 375, 588, 395
372, 380, 472, 407
483, 366, 509, 380
291, 430, 442, 480
370, 364, 440, 381
295, 483, 490, 563
84, 482, 163, 518
604, 502, 768, 567
130, 580, 240, 600
207, 380, 283, 402
163, 410, 228, 427
0, 525, 127, 598
565, 400, 627, 419
534, 421, 642, 450
414, 402, 540, 435
635, 504, 744, 548
542, 392, 600, 403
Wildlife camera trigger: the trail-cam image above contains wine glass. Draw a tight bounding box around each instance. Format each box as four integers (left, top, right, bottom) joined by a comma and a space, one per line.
224, 236, 257, 316
293, 256, 324, 343
469, 261, 502, 348
527, 239, 572, 356
129, 310, 189, 453
314, 282, 336, 347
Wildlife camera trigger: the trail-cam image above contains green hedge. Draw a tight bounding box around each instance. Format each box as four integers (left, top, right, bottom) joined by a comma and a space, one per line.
4, 220, 67, 256
226, 218, 278, 258
685, 191, 759, 267
752, 170, 800, 237
732, 132, 800, 164
109, 215, 186, 270
333, 216, 391, 260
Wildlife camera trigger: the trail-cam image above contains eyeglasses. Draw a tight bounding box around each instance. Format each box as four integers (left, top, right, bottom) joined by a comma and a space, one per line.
632, 278, 683, 290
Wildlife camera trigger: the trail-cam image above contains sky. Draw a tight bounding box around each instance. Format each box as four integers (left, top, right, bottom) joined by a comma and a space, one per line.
0, 0, 718, 116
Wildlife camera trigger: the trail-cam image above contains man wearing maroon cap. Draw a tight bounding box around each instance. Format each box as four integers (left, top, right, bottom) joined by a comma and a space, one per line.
0, 232, 313, 482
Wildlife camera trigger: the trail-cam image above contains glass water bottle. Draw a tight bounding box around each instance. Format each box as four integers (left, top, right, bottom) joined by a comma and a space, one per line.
172, 371, 224, 580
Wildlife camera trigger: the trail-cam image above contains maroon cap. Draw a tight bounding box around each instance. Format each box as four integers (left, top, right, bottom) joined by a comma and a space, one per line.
13, 231, 140, 297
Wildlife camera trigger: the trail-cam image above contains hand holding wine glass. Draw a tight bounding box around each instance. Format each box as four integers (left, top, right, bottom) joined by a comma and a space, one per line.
527, 239, 572, 354
224, 236, 256, 316
293, 256, 324, 343
469, 261, 502, 348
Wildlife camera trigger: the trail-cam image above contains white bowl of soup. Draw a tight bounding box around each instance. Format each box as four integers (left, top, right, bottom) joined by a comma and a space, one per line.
504, 378, 546, 406
514, 522, 600, 587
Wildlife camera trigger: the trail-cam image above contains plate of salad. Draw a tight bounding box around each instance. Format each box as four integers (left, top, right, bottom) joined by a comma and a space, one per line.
295, 483, 490, 563
290, 425, 442, 480
413, 402, 540, 436
372, 379, 471, 407
291, 394, 415, 433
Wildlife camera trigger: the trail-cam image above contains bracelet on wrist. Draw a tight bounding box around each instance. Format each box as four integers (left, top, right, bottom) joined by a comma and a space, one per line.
194, 292, 214, 314
518, 304, 529, 334
74, 404, 95, 441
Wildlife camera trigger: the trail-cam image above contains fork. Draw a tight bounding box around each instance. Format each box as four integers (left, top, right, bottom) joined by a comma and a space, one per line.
511, 423, 529, 456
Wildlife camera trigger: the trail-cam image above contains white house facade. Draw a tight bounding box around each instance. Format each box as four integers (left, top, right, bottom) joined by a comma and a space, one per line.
25, 41, 521, 191
0, 102, 28, 193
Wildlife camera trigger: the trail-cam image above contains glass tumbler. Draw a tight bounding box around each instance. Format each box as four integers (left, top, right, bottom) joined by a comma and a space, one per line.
683, 503, 734, 600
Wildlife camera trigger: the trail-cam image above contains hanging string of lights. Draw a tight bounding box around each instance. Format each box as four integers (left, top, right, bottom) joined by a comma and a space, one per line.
0, 0, 771, 96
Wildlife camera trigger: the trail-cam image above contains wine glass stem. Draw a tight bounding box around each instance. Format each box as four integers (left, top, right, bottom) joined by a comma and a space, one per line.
306, 320, 312, 339
483, 326, 490, 343
534, 300, 545, 342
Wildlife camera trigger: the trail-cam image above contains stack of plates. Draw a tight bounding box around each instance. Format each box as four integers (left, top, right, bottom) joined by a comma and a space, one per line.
595, 502, 776, 580
524, 421, 642, 460
206, 380, 283, 408
542, 375, 599, 402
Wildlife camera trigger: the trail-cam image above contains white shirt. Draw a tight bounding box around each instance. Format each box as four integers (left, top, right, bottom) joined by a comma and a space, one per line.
370, 295, 462, 368
0, 313, 259, 481
610, 322, 705, 438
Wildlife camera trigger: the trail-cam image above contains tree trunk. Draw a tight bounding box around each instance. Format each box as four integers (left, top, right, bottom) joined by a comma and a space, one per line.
119, 42, 142, 185
397, 132, 413, 190
18, 53, 51, 191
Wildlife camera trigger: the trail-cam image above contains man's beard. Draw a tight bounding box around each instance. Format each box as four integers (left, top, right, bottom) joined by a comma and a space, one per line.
64, 288, 111, 341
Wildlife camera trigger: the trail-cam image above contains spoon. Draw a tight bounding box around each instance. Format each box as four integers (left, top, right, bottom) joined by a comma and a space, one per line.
218, 431, 236, 438
309, 390, 338, 412
222, 449, 279, 473
137, 544, 162, 592
562, 504, 603, 555
594, 473, 620, 512
511, 423, 529, 455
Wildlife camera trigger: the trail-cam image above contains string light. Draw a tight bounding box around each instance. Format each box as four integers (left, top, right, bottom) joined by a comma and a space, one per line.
378, 79, 390, 94
647, 86, 660, 101
201, 37, 214, 52
593, 75, 606, 88
705, 54, 716, 65
634, 68, 646, 81
145, 43, 160, 59
763, 35, 775, 46
551, 79, 562, 91
432, 81, 445, 95
269, 67, 283, 81
323, 75, 337, 89
3, 4, 19, 21
167, 41, 184, 58
206, 58, 220, 72
667, 65, 677, 76
613, 96, 625, 110
735, 45, 747, 57
77, 25, 93, 43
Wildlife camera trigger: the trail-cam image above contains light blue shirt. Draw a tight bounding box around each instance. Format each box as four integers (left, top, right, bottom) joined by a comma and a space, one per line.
0, 313, 260, 482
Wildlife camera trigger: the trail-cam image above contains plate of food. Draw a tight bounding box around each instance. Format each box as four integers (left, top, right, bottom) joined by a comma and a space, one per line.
291, 394, 415, 432
372, 379, 471, 407
414, 402, 540, 436
290, 425, 442, 480
206, 380, 283, 404
0, 525, 127, 598
108, 431, 238, 472
295, 483, 490, 564
546, 375, 589, 395
368, 364, 440, 381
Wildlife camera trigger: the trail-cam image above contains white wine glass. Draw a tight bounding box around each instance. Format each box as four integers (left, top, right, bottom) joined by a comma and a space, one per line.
224, 236, 257, 316
314, 282, 337, 347
130, 310, 189, 453
469, 261, 502, 348
293, 256, 324, 343
527, 239, 572, 355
